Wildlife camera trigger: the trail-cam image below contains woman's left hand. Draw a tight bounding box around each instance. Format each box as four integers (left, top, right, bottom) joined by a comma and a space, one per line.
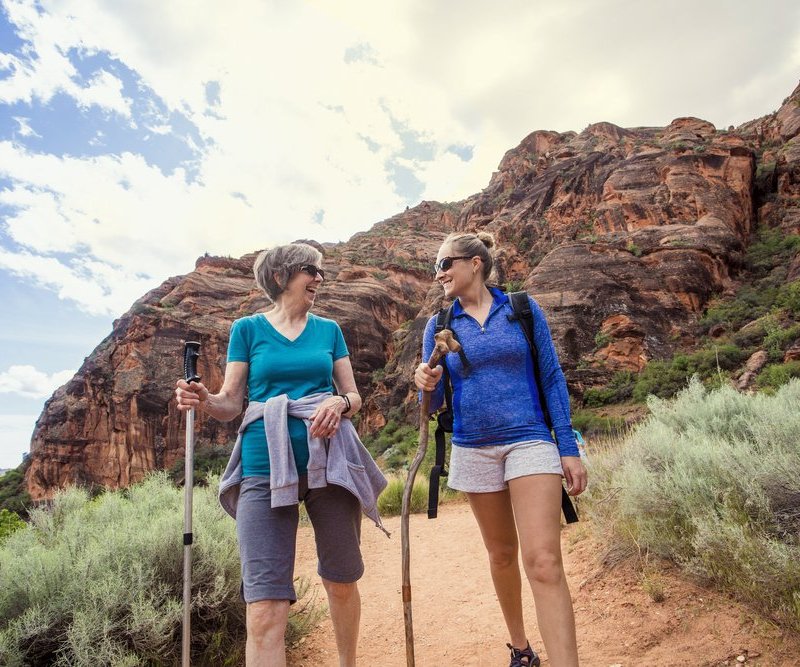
309, 396, 347, 438
561, 456, 588, 496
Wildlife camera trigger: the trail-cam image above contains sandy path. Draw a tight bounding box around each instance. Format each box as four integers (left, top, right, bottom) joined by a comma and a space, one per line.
288, 502, 800, 666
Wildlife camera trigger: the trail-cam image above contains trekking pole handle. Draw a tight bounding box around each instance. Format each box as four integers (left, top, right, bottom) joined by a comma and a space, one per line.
183, 341, 201, 383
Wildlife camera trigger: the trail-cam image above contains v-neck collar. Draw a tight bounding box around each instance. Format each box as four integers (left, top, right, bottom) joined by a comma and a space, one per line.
259, 312, 311, 344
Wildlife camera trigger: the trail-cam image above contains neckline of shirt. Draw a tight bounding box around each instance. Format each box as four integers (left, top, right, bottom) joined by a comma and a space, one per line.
258, 312, 313, 344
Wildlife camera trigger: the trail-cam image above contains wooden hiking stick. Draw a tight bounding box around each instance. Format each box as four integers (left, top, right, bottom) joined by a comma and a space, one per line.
401, 329, 462, 667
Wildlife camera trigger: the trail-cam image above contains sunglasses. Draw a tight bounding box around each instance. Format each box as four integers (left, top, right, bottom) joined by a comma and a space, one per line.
296, 264, 325, 280
434, 255, 473, 273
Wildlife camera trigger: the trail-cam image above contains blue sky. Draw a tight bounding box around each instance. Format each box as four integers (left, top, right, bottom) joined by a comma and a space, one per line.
1, 0, 799, 468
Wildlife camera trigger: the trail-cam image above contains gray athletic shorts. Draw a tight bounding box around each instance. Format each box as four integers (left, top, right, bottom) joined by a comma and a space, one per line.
236, 475, 363, 604
447, 439, 563, 493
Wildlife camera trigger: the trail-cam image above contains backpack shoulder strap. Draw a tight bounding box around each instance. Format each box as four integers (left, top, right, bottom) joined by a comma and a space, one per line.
435, 304, 453, 332
508, 291, 579, 524
508, 291, 535, 348
507, 291, 548, 427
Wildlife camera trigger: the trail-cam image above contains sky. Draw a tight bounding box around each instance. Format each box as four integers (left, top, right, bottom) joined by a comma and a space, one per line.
0, 0, 799, 469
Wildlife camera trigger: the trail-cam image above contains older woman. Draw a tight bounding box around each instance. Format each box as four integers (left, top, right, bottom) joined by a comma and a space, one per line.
176, 242, 385, 667
414, 231, 587, 667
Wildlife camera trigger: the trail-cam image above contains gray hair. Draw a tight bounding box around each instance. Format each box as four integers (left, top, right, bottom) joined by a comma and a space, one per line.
443, 231, 497, 282
253, 242, 323, 302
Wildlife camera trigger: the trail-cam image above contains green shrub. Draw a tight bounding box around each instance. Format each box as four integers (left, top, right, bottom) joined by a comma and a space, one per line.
698, 227, 800, 334
632, 345, 748, 401
626, 241, 643, 257
745, 228, 800, 279
776, 280, 800, 315
571, 409, 626, 437
0, 467, 31, 518
756, 361, 800, 392
168, 445, 232, 485
700, 286, 768, 332
583, 371, 635, 407
503, 280, 525, 293
0, 474, 322, 666
584, 379, 800, 630
362, 420, 418, 467
762, 320, 800, 361
0, 509, 25, 543
593, 331, 612, 350
378, 476, 428, 516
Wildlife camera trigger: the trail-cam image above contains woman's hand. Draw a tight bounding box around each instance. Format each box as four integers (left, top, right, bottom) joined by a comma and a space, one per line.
175, 379, 210, 411
309, 395, 347, 438
414, 362, 443, 392
561, 456, 588, 496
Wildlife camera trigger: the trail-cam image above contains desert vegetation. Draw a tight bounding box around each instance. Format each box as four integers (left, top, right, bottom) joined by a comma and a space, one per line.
0, 474, 322, 666
584, 378, 800, 631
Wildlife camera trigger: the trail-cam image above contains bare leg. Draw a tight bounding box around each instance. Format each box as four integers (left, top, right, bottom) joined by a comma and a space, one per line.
467, 490, 528, 649
245, 599, 290, 667
322, 579, 360, 667
509, 474, 579, 667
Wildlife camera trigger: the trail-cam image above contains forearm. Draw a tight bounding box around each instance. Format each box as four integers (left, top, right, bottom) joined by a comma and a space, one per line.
532, 301, 579, 455
201, 390, 243, 422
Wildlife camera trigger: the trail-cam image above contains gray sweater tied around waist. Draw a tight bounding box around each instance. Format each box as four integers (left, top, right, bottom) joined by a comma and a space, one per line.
219, 392, 389, 536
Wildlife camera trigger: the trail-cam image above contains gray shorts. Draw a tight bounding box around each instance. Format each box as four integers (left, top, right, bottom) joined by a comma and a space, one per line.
448, 440, 563, 493
236, 475, 363, 603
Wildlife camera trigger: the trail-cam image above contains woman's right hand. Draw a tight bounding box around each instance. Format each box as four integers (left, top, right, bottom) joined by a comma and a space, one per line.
414, 362, 443, 392
175, 379, 209, 411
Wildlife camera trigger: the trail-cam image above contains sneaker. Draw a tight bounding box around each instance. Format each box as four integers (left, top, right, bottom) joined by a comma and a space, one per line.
507, 642, 541, 667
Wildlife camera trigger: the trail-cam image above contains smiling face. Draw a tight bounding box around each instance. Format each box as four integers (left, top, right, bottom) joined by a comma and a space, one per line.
278, 263, 324, 310
435, 242, 482, 298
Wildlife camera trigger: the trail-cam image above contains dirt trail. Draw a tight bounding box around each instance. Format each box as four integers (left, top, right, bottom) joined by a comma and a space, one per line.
288, 502, 800, 666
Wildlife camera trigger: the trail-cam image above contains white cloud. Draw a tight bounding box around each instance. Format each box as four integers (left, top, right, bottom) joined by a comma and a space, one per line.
0, 365, 75, 399
0, 0, 799, 319
72, 69, 131, 117
0, 414, 37, 469
12, 115, 40, 138
0, 1, 131, 115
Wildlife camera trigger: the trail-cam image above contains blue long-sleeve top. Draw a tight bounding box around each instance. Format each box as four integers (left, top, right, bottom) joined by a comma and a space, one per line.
421, 288, 579, 457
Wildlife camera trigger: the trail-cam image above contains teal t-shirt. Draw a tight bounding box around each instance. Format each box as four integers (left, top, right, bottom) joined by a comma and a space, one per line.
227, 312, 349, 477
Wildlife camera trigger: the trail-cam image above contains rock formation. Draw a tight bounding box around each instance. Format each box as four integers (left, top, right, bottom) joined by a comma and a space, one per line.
25, 82, 800, 499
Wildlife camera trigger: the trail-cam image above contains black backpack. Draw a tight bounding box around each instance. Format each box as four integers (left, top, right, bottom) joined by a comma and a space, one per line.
428, 291, 579, 523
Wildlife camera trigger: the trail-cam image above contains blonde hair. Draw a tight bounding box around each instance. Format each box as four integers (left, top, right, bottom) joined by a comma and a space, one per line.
253, 242, 323, 302
443, 231, 497, 282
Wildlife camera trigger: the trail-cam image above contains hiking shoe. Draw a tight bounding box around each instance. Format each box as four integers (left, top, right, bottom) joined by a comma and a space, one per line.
507, 642, 541, 667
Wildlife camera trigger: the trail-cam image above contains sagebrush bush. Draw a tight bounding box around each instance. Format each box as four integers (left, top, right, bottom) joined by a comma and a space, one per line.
0, 473, 322, 666
378, 475, 428, 516
585, 378, 800, 630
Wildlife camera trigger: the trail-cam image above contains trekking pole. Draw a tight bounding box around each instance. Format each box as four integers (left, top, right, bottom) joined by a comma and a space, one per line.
181, 341, 201, 667
401, 330, 461, 667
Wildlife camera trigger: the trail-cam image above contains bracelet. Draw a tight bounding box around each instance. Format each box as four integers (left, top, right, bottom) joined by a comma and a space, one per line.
339, 393, 351, 413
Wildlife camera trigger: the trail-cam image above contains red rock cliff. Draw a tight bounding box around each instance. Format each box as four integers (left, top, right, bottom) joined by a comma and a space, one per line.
26, 83, 800, 499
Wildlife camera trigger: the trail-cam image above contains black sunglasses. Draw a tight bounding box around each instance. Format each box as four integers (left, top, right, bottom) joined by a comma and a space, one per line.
296, 264, 325, 280
434, 255, 473, 273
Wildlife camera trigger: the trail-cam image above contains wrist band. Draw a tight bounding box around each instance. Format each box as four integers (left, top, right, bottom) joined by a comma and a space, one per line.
340, 393, 351, 413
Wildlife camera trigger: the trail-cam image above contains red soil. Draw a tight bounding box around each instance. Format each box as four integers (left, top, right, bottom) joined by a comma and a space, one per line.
289, 502, 800, 666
